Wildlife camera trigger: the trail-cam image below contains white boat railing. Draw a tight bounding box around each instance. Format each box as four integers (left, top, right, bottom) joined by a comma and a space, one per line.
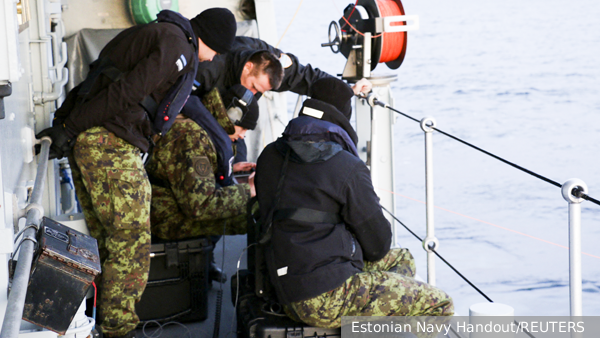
420, 117, 439, 287
561, 178, 587, 317
363, 92, 592, 317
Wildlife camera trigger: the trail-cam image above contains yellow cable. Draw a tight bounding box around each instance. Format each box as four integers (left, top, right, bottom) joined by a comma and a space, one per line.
276, 0, 305, 48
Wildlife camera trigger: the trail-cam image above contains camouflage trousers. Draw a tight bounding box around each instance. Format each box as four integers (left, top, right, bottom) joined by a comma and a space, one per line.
286, 248, 454, 331
70, 127, 151, 337
152, 213, 247, 240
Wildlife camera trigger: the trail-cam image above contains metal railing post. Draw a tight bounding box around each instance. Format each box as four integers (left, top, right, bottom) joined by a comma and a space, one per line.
561, 178, 587, 318
420, 117, 439, 286
0, 137, 51, 338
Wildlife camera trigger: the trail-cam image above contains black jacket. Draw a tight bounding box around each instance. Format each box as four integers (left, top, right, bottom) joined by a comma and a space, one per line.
255, 114, 392, 304
194, 36, 332, 98
55, 13, 197, 152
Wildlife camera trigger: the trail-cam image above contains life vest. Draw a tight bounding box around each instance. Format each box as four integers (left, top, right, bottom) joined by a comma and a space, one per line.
77, 10, 198, 136
181, 95, 234, 187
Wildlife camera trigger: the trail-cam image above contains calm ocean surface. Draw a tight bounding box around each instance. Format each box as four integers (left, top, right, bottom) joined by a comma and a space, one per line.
273, 0, 600, 316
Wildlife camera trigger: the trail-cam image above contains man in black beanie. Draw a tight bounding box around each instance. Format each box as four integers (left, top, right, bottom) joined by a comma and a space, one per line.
309, 77, 354, 119
35, 8, 237, 338
189, 7, 237, 61
306, 77, 358, 145
255, 80, 454, 330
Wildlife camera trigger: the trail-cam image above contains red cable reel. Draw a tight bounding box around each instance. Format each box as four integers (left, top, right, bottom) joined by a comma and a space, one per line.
322, 0, 415, 79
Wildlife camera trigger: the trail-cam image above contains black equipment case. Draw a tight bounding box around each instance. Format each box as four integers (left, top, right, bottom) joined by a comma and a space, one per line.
23, 217, 101, 334
135, 236, 213, 324
233, 270, 341, 338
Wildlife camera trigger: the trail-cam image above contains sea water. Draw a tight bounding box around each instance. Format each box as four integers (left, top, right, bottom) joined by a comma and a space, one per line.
274, 0, 600, 316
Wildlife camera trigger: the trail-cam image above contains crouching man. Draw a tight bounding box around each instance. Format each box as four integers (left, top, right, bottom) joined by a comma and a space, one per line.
146, 85, 261, 241
255, 78, 454, 328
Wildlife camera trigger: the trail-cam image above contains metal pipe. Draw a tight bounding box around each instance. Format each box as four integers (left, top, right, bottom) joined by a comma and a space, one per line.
561, 178, 587, 318
362, 32, 371, 78
420, 117, 439, 286
292, 94, 304, 118
262, 92, 279, 144
48, 18, 67, 72
0, 138, 52, 338
34, 68, 69, 104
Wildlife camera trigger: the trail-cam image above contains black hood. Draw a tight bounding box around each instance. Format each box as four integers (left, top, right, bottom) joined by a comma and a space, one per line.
299, 99, 358, 146
275, 115, 358, 164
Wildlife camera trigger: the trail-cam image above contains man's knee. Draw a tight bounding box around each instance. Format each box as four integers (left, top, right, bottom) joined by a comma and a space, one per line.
415, 285, 454, 316
364, 248, 416, 277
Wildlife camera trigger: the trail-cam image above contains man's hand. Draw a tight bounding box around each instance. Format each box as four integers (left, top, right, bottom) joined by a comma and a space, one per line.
351, 78, 373, 95
248, 172, 256, 198
233, 161, 256, 173
35, 125, 75, 160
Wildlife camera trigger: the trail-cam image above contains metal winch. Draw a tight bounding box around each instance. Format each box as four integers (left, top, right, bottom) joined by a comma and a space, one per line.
321, 0, 419, 80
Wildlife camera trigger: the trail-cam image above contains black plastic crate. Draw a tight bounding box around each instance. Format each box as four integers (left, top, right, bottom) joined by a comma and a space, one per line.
136, 236, 213, 324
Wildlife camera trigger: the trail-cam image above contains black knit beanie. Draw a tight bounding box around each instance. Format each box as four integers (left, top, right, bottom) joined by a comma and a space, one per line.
309, 77, 354, 120
189, 8, 236, 54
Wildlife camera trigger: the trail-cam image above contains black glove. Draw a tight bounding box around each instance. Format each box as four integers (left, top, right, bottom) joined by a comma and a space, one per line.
35, 124, 75, 160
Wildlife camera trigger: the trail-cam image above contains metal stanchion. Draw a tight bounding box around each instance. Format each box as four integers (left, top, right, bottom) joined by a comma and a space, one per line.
561, 178, 587, 319
420, 117, 439, 286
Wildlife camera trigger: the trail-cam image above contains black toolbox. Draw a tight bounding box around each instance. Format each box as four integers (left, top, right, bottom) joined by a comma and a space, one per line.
233, 269, 341, 338
135, 236, 213, 324
23, 217, 101, 334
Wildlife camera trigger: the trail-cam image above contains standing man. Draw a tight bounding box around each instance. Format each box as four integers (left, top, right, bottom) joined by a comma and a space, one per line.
36, 8, 237, 338
255, 78, 453, 329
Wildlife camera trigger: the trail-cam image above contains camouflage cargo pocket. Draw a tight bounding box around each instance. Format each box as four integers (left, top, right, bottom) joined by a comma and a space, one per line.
107, 169, 150, 230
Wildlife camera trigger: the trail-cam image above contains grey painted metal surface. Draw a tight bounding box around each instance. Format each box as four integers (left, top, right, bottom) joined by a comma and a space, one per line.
356, 79, 398, 248
0, 139, 50, 338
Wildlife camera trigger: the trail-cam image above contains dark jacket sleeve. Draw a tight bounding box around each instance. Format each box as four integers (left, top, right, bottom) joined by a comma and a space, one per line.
52, 84, 81, 128
64, 32, 193, 134
194, 56, 226, 97
341, 161, 392, 261
275, 52, 334, 95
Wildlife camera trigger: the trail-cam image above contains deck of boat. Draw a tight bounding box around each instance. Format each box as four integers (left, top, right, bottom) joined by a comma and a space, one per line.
134, 235, 247, 338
